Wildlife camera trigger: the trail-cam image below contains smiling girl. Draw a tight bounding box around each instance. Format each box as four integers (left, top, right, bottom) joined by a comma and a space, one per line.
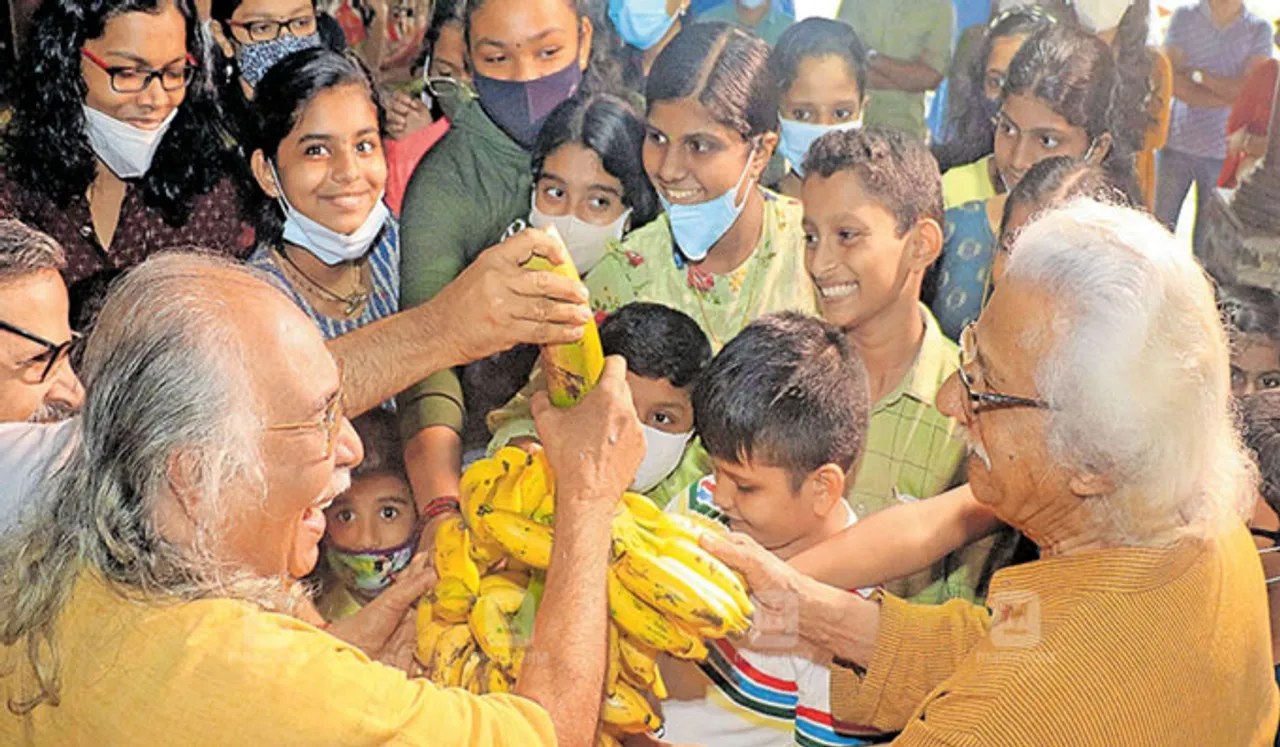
244, 48, 399, 339
584, 22, 816, 352
0, 0, 248, 296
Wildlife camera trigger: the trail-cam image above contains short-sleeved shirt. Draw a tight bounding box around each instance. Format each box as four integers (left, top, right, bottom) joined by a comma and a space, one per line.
584, 189, 818, 353
1165, 1, 1273, 160
662, 478, 883, 746
0, 572, 555, 745
0, 167, 252, 289
245, 217, 401, 341
697, 2, 795, 46
837, 0, 954, 138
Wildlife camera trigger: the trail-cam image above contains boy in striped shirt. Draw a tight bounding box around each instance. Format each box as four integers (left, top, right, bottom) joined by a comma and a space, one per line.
657, 312, 884, 747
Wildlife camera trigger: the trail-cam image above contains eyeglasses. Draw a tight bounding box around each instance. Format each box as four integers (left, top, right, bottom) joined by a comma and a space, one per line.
80, 48, 198, 94
228, 14, 317, 43
265, 373, 345, 460
0, 320, 81, 384
958, 322, 1051, 414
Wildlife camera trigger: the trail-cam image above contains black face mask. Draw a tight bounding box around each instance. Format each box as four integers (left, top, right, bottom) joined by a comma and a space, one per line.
472, 56, 584, 149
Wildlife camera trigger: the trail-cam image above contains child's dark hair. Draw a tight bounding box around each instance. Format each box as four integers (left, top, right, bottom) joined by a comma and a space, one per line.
647, 22, 777, 140
999, 156, 1129, 240
804, 127, 943, 235
421, 0, 467, 73
694, 311, 870, 489
248, 48, 384, 242
769, 18, 868, 104
1003, 21, 1145, 203
933, 5, 1058, 172
1240, 390, 1280, 516
1219, 284, 1280, 341
599, 302, 710, 389
533, 94, 661, 230
351, 409, 407, 480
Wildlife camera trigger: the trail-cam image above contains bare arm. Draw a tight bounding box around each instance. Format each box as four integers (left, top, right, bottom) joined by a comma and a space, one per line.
1195, 56, 1270, 104
868, 56, 945, 94
1172, 73, 1233, 108
326, 229, 592, 418
515, 358, 646, 747
788, 484, 1003, 589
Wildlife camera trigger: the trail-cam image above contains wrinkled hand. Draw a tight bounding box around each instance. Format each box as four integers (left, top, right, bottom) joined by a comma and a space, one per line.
326, 553, 437, 673
701, 532, 810, 653
435, 228, 592, 364
531, 356, 645, 509
385, 90, 432, 140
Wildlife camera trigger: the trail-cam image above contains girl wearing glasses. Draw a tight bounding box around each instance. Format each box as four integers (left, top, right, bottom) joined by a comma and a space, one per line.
244, 48, 400, 344
928, 19, 1147, 342
0, 0, 250, 300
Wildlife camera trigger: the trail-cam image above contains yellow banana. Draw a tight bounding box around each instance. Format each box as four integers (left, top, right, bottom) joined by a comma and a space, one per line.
601, 680, 663, 734
606, 622, 622, 690
650, 659, 669, 700
444, 639, 476, 688
485, 660, 512, 693
416, 605, 450, 668
523, 242, 604, 407
507, 645, 526, 681
515, 449, 555, 520
479, 575, 530, 615
659, 535, 753, 619
461, 458, 506, 546
620, 492, 664, 531
491, 446, 531, 514
607, 569, 708, 660
617, 633, 657, 686
613, 544, 748, 637
529, 485, 556, 526
429, 575, 477, 623
481, 509, 553, 569
656, 512, 729, 544
429, 624, 474, 687
434, 515, 481, 594
595, 729, 623, 747
610, 509, 658, 558
469, 595, 516, 668
460, 648, 486, 693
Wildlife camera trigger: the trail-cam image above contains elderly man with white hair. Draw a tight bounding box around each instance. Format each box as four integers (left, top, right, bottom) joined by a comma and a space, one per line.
708, 199, 1279, 745
0, 245, 642, 745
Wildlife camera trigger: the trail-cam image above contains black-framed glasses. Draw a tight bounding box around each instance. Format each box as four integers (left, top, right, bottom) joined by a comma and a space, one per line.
81, 48, 198, 94
229, 14, 317, 42
0, 320, 82, 384
958, 322, 1051, 414
265, 363, 345, 460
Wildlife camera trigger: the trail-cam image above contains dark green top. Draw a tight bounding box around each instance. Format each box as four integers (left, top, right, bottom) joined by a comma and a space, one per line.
397, 90, 534, 439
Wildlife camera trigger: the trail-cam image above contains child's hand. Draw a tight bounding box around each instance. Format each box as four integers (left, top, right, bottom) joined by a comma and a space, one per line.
326, 553, 436, 673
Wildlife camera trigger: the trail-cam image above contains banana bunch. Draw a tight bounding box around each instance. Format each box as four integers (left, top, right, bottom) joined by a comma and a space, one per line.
416, 232, 753, 740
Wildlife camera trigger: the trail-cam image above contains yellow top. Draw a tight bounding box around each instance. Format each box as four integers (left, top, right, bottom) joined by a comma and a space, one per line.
941, 155, 997, 210
1, 571, 556, 746
830, 522, 1279, 745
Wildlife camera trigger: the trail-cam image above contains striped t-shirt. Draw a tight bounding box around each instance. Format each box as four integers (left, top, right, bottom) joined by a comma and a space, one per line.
659, 476, 883, 747
246, 216, 401, 341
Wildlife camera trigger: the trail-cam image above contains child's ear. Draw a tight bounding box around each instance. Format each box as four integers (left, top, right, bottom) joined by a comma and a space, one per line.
905, 217, 944, 272
804, 463, 846, 517
754, 132, 780, 177
251, 150, 280, 199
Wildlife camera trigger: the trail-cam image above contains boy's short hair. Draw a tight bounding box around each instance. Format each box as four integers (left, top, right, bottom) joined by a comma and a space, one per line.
693, 312, 870, 489
803, 127, 943, 236
599, 302, 712, 389
351, 409, 406, 479
1241, 391, 1280, 517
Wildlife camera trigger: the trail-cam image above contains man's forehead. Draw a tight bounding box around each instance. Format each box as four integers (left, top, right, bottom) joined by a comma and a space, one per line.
0, 269, 71, 335
226, 289, 336, 417
979, 282, 1057, 376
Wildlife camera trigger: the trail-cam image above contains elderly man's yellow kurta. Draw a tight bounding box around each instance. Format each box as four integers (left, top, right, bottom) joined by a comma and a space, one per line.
831, 522, 1279, 745
0, 572, 556, 746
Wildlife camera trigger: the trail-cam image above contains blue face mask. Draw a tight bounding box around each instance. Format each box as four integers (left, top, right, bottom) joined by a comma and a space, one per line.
662, 145, 757, 263
236, 32, 322, 87
777, 117, 862, 178
609, 0, 682, 50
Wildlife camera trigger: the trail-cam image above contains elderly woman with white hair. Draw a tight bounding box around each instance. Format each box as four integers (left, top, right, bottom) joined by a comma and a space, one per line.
708, 199, 1279, 745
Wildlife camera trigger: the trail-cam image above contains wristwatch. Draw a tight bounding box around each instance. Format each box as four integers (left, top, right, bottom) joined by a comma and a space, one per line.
1191, 69, 1205, 85
866, 48, 879, 63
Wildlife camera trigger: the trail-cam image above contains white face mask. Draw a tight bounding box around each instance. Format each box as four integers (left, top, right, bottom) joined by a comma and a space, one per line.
777, 116, 863, 178
630, 425, 693, 494
81, 105, 178, 179
528, 192, 631, 275
271, 164, 390, 266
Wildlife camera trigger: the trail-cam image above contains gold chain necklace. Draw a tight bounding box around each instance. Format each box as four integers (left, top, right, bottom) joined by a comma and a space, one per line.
691, 253, 762, 350
274, 245, 371, 317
